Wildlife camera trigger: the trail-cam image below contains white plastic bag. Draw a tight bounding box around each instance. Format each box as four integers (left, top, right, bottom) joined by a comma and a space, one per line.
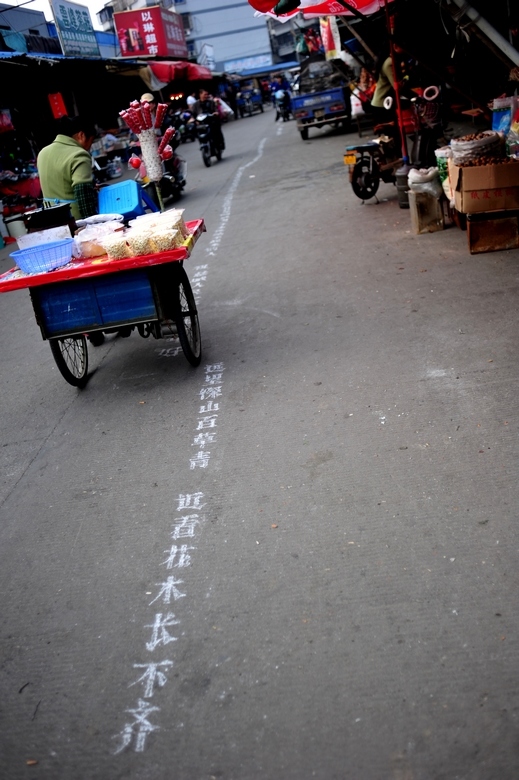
408, 167, 443, 198
351, 89, 364, 117
217, 97, 234, 119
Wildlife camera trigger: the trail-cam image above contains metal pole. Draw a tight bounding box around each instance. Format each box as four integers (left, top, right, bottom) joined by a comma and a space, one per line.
155, 181, 165, 212
339, 18, 377, 60
448, 0, 519, 66
384, 0, 408, 163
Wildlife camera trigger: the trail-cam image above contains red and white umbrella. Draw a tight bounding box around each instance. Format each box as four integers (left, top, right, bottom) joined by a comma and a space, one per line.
249, 0, 390, 21
301, 0, 388, 17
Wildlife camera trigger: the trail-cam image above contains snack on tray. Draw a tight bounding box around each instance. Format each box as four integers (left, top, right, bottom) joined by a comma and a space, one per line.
128, 214, 158, 229
169, 214, 189, 239
154, 210, 189, 239
150, 229, 181, 252
102, 234, 130, 260
76, 221, 124, 258
126, 229, 153, 256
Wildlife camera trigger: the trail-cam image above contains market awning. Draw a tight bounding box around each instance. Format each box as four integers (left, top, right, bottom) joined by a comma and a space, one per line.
248, 0, 391, 21
147, 60, 213, 87
300, 0, 389, 17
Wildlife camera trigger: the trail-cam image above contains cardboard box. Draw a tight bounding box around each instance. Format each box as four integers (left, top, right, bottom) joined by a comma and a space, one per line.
448, 158, 519, 214
466, 210, 519, 254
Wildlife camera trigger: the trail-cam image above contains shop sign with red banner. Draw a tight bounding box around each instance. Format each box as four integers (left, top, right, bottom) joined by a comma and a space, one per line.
114, 6, 188, 59
48, 92, 68, 119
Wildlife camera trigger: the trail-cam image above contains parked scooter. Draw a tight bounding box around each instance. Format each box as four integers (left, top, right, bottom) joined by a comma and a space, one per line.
195, 113, 224, 167
344, 87, 442, 202
129, 128, 187, 205
344, 129, 402, 201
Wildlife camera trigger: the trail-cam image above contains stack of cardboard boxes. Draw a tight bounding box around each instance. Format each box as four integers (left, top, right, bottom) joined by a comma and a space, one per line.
447, 99, 519, 254
448, 158, 519, 253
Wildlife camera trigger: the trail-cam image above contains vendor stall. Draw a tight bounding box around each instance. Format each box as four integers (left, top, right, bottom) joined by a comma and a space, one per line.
0, 212, 205, 386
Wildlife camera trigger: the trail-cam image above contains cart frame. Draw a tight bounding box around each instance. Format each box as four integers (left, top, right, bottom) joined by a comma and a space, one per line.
0, 219, 205, 386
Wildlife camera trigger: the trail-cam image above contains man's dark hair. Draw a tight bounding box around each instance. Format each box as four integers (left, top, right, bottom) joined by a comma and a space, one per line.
56, 115, 97, 139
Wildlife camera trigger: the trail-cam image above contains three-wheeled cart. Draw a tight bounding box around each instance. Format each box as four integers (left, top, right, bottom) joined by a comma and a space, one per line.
0, 219, 205, 387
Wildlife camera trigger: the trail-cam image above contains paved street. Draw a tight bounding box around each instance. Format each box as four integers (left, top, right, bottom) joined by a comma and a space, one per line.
1, 106, 519, 779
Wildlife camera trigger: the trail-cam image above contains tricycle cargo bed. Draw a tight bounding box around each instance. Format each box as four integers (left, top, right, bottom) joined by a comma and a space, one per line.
293, 54, 352, 140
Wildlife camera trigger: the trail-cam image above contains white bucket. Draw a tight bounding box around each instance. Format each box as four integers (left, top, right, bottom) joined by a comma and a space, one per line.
4, 214, 27, 239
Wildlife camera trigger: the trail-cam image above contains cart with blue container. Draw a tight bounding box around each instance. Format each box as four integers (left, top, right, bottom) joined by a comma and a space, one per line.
0, 218, 205, 387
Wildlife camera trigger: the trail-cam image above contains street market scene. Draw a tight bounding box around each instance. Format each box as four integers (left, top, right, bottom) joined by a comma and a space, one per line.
0, 0, 519, 777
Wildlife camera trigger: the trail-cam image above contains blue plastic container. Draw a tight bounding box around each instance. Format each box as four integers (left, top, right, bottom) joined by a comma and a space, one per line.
10, 238, 74, 275
35, 270, 157, 336
98, 180, 147, 221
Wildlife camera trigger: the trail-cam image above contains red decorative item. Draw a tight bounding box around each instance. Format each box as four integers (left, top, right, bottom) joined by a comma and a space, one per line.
141, 100, 153, 129
248, 0, 276, 10
160, 145, 173, 160
128, 107, 145, 132
158, 126, 175, 155
129, 155, 142, 169
154, 103, 168, 129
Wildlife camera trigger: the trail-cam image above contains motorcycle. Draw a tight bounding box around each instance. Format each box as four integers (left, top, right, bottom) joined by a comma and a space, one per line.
344, 87, 442, 202
195, 113, 224, 167
274, 89, 292, 122
344, 129, 402, 202
172, 109, 197, 144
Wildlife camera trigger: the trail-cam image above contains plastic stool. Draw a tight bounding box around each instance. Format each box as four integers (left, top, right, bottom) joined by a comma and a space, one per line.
98, 180, 158, 220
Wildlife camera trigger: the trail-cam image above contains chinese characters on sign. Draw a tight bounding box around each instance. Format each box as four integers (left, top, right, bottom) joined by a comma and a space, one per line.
114, 7, 188, 59
50, 0, 101, 58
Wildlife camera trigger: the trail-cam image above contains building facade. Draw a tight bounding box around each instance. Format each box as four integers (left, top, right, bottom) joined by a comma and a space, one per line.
97, 0, 273, 73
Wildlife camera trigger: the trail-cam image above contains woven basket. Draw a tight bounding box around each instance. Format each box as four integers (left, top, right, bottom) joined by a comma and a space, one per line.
10, 238, 74, 275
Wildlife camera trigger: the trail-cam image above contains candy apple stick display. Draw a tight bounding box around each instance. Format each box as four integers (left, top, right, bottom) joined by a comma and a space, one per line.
119, 98, 172, 211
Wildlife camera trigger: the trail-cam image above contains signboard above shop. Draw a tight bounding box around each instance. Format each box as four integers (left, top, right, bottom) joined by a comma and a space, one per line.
114, 6, 188, 60
50, 0, 101, 58
224, 54, 272, 73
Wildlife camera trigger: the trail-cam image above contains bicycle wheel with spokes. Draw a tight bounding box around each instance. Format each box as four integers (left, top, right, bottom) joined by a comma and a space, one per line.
50, 335, 89, 387
173, 267, 202, 366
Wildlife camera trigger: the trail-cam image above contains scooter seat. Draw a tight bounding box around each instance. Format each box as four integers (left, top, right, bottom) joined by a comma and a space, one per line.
345, 141, 379, 152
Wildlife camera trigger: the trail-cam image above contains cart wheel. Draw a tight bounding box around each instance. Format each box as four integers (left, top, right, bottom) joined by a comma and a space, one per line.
173, 267, 202, 366
50, 335, 89, 387
351, 158, 380, 201
300, 127, 309, 141
202, 149, 211, 167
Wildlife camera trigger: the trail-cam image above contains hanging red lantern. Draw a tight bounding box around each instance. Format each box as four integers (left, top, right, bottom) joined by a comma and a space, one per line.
248, 0, 276, 11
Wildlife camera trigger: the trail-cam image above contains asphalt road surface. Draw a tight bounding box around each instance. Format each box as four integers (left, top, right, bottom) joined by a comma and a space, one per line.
1, 106, 519, 779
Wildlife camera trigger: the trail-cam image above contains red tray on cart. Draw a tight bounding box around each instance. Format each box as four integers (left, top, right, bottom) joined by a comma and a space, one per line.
0, 219, 205, 293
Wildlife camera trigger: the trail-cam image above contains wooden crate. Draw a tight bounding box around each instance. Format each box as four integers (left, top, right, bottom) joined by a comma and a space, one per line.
466, 210, 519, 254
